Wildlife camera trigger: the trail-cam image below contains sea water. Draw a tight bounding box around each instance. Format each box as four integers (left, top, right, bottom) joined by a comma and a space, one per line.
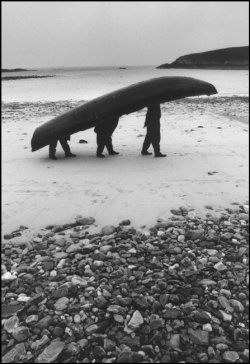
2, 66, 249, 102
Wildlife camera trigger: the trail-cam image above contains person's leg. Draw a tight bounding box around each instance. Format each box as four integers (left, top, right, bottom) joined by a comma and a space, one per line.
49, 140, 58, 159
97, 134, 105, 157
106, 135, 119, 155
153, 129, 166, 157
60, 137, 76, 157
141, 130, 152, 155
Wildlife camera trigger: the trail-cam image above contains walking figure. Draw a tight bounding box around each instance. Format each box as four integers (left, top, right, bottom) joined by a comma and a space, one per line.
141, 103, 166, 157
49, 135, 76, 160
94, 116, 119, 158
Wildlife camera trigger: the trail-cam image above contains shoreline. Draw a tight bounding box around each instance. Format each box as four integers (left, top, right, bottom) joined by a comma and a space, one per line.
2, 75, 55, 81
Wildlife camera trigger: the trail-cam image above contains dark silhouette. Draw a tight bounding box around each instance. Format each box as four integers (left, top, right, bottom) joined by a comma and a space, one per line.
49, 135, 76, 160
141, 104, 166, 157
94, 117, 119, 158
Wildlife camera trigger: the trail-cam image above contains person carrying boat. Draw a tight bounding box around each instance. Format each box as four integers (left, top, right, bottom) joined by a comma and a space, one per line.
94, 116, 119, 158
49, 135, 76, 160
141, 103, 166, 157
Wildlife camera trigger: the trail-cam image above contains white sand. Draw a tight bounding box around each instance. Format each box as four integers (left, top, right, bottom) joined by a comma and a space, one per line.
2, 98, 249, 237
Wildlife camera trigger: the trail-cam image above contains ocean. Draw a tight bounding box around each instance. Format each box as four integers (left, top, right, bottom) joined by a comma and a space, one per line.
2, 66, 249, 103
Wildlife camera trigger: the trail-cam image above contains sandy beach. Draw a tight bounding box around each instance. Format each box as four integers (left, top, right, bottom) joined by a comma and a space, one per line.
2, 96, 249, 238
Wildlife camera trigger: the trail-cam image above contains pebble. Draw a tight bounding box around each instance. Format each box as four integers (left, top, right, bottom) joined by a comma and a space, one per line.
2, 343, 26, 363
202, 323, 213, 332
35, 341, 65, 363
54, 297, 69, 310
25, 315, 39, 324
229, 299, 244, 312
101, 225, 116, 235
214, 262, 227, 271
12, 326, 30, 342
219, 310, 233, 322
4, 315, 19, 333
222, 351, 240, 363
188, 328, 209, 345
128, 310, 144, 329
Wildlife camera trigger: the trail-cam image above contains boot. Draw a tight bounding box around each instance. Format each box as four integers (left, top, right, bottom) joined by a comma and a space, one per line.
65, 153, 76, 158
49, 155, 57, 160
155, 152, 167, 157
109, 151, 119, 155
97, 153, 105, 158
141, 150, 152, 155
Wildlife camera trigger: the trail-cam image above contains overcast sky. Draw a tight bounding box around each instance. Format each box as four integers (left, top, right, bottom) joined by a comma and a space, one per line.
2, 1, 249, 68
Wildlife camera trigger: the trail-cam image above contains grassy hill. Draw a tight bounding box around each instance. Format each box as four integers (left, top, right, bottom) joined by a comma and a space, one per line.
157, 46, 249, 69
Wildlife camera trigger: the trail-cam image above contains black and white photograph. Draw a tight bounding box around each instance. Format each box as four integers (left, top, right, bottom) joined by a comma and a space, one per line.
2, 1, 249, 363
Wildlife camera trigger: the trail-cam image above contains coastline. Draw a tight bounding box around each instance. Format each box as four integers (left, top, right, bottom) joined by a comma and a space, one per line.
2, 75, 55, 81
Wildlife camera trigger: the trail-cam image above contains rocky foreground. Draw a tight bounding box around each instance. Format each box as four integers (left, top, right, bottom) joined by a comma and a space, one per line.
2, 206, 249, 363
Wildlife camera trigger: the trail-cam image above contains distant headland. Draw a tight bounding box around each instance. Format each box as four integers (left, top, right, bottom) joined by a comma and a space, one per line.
1, 68, 37, 72
157, 46, 249, 70
2, 75, 55, 81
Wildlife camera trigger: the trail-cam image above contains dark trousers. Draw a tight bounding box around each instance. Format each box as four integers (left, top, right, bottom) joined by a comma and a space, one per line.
49, 137, 71, 156
96, 134, 114, 154
142, 127, 161, 154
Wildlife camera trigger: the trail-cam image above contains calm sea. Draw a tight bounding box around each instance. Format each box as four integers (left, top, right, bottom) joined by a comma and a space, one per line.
2, 66, 249, 102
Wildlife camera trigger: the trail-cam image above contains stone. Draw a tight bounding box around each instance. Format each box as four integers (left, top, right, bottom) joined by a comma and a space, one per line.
199, 279, 217, 286
99, 245, 112, 253
2, 272, 16, 281
63, 342, 80, 356
85, 324, 98, 334
128, 310, 144, 329
31, 335, 50, 351
2, 343, 26, 363
219, 310, 232, 322
101, 225, 116, 235
193, 310, 211, 324
114, 314, 124, 323
26, 315, 39, 324
222, 351, 240, 363
229, 299, 244, 312
54, 252, 68, 259
54, 297, 70, 311
66, 243, 82, 253
117, 351, 133, 363
71, 275, 88, 286
107, 305, 125, 314
36, 315, 53, 329
188, 328, 209, 345
214, 262, 227, 271
76, 217, 95, 225
168, 334, 180, 348
12, 326, 30, 342
218, 295, 231, 310
202, 323, 213, 332
77, 339, 88, 349
43, 261, 54, 271
93, 345, 106, 357
74, 314, 81, 323
119, 219, 131, 226
53, 326, 65, 337
216, 343, 229, 351
4, 315, 19, 333
134, 297, 149, 309
149, 318, 164, 330
104, 338, 116, 351
35, 341, 65, 363
162, 308, 182, 319
52, 286, 69, 299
